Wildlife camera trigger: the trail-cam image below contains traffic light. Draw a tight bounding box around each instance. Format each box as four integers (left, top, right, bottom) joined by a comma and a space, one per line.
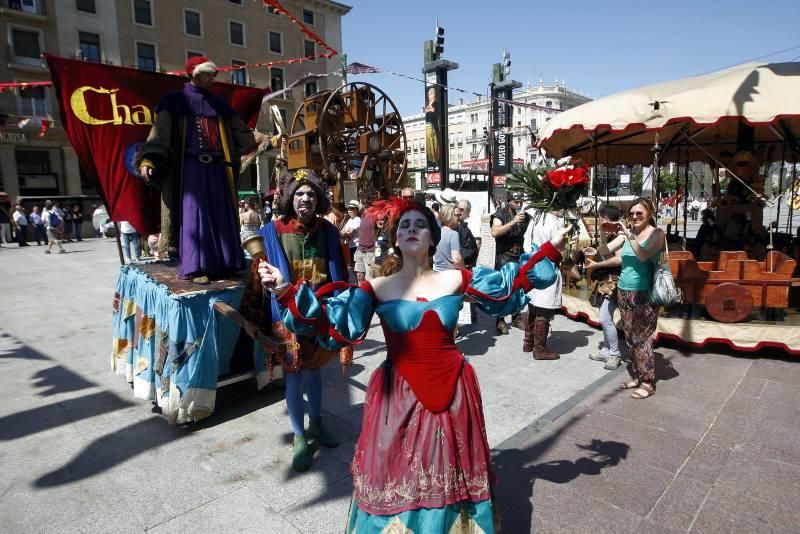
434, 23, 445, 60
503, 49, 511, 77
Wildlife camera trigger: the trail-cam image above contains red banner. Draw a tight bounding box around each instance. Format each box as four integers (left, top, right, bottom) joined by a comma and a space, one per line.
45, 55, 267, 235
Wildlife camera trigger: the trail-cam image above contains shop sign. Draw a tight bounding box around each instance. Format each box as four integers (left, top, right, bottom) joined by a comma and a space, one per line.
0, 132, 29, 144
493, 131, 512, 174
427, 172, 441, 186
493, 175, 506, 186
491, 86, 513, 128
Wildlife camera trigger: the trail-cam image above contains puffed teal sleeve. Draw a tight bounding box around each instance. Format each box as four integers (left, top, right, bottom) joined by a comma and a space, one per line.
275, 281, 375, 350
465, 241, 561, 317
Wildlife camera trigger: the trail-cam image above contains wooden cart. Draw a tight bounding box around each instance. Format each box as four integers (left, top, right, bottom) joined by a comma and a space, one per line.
668, 250, 798, 323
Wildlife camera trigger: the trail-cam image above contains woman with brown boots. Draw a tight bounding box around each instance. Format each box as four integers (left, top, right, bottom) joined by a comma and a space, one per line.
523, 209, 566, 360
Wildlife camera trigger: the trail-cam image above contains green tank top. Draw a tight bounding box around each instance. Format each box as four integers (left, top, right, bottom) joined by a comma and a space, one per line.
618, 238, 660, 291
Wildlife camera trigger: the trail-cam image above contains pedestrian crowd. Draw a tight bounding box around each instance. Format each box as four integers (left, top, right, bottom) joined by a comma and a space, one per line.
0, 199, 83, 253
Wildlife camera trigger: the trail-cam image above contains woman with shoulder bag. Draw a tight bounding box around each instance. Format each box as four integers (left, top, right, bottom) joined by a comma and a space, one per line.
584, 205, 623, 370
601, 198, 664, 399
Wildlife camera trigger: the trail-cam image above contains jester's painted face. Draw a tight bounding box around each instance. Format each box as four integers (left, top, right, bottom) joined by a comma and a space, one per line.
293, 185, 318, 222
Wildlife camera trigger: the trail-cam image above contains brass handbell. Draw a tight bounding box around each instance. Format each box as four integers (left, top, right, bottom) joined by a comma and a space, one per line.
241, 234, 266, 260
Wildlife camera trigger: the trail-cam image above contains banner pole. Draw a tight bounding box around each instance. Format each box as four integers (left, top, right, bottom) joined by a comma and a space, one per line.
113, 222, 125, 265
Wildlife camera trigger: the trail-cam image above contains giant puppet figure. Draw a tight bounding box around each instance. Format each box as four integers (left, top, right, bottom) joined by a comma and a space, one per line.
258, 169, 350, 472
137, 56, 276, 284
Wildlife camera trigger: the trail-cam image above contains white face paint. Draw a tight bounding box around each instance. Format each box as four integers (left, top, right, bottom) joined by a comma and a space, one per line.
293, 185, 318, 223
396, 210, 433, 255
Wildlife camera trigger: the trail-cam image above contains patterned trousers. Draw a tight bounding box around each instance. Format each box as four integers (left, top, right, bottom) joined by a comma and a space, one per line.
617, 289, 657, 382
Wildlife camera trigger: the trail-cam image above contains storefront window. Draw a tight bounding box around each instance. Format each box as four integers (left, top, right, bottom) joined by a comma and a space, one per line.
16, 149, 58, 195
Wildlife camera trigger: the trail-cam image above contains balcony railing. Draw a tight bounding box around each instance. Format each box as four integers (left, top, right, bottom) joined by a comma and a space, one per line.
0, 0, 47, 17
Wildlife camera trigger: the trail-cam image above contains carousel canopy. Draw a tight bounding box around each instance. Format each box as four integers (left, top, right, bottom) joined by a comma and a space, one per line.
538, 62, 800, 165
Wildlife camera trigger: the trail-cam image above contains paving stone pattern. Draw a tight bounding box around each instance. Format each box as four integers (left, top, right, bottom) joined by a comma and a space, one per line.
1, 240, 798, 532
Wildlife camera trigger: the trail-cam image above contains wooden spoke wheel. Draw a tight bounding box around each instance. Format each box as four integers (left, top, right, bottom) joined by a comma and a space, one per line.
705, 283, 753, 323
318, 82, 408, 199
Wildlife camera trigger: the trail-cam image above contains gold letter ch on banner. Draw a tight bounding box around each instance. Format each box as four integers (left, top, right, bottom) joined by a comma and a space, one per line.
70, 86, 153, 126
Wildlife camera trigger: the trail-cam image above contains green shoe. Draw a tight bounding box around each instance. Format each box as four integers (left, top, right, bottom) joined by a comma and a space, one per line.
307, 417, 339, 448
292, 434, 312, 472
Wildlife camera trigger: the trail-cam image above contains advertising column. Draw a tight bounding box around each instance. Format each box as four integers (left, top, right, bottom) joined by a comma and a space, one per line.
491, 84, 514, 193
424, 71, 444, 188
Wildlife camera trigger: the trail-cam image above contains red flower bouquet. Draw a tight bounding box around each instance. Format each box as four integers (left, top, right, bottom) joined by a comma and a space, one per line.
508, 159, 591, 222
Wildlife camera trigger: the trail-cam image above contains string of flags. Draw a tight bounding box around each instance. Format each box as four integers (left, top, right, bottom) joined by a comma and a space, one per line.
344, 62, 562, 113
0, 112, 54, 137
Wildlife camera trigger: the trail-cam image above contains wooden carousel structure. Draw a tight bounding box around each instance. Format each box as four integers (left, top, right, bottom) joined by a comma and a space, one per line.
536, 61, 800, 355
285, 82, 408, 202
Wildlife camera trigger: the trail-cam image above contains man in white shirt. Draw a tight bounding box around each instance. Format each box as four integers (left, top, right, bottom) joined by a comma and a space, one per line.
12, 205, 29, 247
523, 209, 564, 360
28, 206, 46, 245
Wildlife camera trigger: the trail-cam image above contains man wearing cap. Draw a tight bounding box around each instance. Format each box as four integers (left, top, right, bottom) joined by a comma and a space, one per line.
490, 193, 530, 334
258, 169, 349, 472
137, 56, 279, 284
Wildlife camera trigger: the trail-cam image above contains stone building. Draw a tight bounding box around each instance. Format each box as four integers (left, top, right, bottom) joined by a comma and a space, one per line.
402, 80, 591, 189
0, 0, 350, 201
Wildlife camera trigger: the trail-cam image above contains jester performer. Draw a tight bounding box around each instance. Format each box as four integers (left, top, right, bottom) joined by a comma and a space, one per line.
258, 198, 569, 532
258, 169, 350, 472
137, 56, 279, 284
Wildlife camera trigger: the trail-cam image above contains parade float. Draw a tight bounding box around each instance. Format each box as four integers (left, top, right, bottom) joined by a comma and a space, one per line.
537, 61, 800, 354
38, 0, 408, 421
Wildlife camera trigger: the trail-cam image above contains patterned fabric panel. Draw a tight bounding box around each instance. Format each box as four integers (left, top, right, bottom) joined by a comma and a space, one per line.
346, 497, 496, 533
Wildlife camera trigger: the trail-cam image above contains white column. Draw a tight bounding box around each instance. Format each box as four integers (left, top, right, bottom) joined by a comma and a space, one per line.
62, 146, 82, 195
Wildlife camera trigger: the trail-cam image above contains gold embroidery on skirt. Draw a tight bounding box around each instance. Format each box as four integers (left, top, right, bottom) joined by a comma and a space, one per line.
448, 505, 486, 534
381, 517, 413, 534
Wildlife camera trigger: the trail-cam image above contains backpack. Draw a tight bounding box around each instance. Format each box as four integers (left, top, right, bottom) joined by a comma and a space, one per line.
48, 210, 60, 228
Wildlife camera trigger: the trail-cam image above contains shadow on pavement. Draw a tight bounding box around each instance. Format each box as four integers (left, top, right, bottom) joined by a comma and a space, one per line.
493, 413, 630, 533
31, 365, 96, 396
550, 328, 595, 354
34, 379, 287, 487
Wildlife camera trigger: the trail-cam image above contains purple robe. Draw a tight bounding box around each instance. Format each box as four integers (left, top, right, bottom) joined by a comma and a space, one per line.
160, 84, 245, 279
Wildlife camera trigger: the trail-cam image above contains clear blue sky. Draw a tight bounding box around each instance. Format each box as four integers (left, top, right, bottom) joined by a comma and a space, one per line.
340, 0, 800, 116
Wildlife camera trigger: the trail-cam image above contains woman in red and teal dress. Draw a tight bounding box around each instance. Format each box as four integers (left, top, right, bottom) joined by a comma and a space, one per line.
259, 199, 568, 532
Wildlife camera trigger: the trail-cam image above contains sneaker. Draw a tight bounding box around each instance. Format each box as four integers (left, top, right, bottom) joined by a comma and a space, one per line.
589, 350, 608, 362
58, 249, 65, 254
604, 355, 621, 370
496, 320, 509, 335
44, 250, 51, 254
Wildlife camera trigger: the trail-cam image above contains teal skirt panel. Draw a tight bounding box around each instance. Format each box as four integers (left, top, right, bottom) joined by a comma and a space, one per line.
346, 497, 497, 533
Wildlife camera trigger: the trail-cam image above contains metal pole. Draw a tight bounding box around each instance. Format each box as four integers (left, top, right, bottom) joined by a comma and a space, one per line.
777, 142, 786, 227
113, 222, 125, 265
487, 82, 494, 209
683, 150, 689, 239
786, 156, 797, 234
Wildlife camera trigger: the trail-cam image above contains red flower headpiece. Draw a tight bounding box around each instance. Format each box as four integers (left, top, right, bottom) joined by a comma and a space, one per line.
365, 198, 440, 245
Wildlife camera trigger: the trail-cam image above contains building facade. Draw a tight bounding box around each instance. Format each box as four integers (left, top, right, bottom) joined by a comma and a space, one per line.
402, 81, 592, 190
0, 0, 350, 202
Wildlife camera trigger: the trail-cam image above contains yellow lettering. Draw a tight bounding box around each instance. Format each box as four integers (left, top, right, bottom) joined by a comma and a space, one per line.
110, 92, 131, 125
69, 86, 116, 125
130, 104, 152, 126
69, 86, 154, 127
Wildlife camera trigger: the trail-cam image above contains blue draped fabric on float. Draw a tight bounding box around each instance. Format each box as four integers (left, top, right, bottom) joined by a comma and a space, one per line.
110, 265, 270, 423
